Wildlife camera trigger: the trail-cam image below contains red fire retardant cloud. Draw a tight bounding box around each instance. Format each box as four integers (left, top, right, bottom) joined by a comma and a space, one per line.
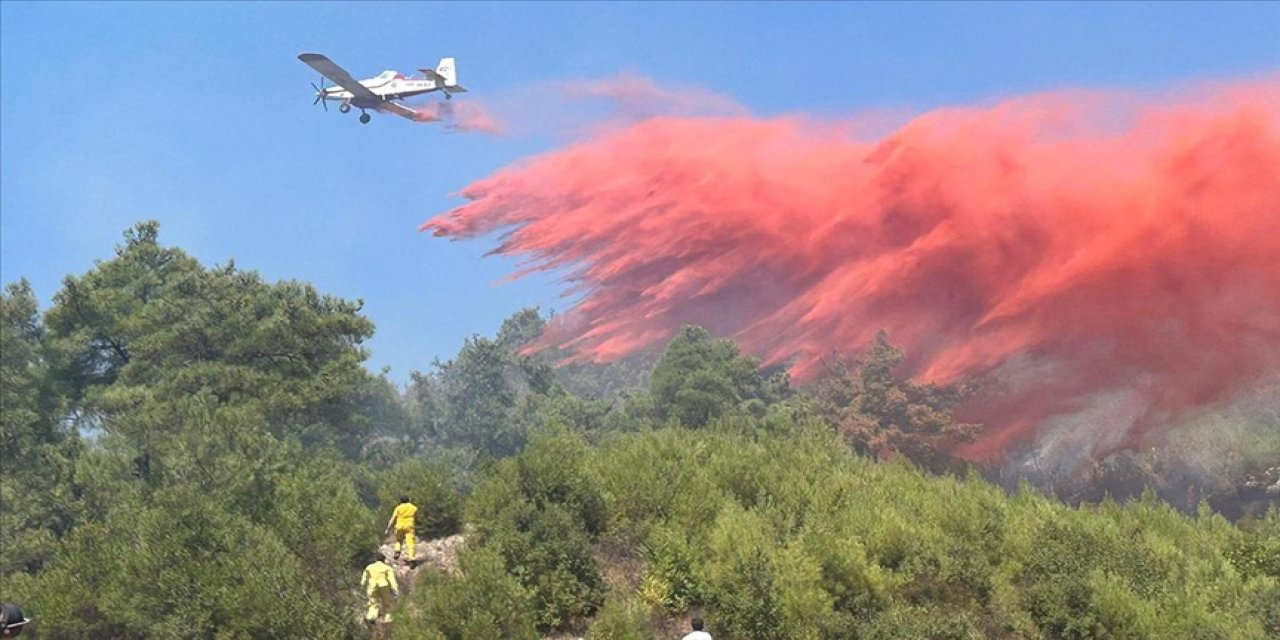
422, 77, 1280, 461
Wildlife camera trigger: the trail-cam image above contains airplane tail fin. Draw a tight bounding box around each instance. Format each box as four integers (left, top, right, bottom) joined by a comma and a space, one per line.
420, 57, 468, 94
435, 57, 459, 87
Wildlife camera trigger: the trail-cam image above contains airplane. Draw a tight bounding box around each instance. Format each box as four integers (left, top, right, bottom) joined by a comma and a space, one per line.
298, 53, 467, 124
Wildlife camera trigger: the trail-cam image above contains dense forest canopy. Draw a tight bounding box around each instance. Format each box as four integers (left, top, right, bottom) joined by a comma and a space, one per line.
2, 223, 1277, 639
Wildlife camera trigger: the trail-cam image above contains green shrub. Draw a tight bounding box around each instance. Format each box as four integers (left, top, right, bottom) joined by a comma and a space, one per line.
857, 605, 983, 640
638, 524, 702, 611
13, 486, 349, 639
392, 546, 538, 640
513, 427, 607, 536
267, 456, 376, 595
522, 503, 605, 628
709, 546, 784, 640
798, 523, 891, 623
377, 457, 464, 538
436, 426, 1277, 638
464, 428, 605, 630
1226, 527, 1280, 581
588, 591, 653, 640
703, 507, 786, 640
1241, 579, 1280, 638
592, 429, 725, 541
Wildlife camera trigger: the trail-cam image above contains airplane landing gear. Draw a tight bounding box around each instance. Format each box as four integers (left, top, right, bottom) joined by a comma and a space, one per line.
359, 112, 371, 124
339, 103, 352, 114
445, 92, 452, 100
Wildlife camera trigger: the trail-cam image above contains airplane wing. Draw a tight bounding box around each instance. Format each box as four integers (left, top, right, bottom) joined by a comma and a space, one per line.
298, 53, 379, 100
377, 100, 436, 122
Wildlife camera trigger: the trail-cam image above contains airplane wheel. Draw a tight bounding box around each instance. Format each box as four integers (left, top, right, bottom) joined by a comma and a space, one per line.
445, 93, 452, 100
339, 103, 351, 114
359, 113, 371, 124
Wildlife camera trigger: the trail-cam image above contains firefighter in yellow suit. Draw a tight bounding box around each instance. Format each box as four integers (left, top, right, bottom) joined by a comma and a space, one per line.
361, 553, 399, 624
385, 495, 418, 561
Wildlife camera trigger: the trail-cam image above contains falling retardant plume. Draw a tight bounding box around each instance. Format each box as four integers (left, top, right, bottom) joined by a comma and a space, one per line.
562, 71, 749, 121
408, 99, 503, 133
422, 75, 1280, 465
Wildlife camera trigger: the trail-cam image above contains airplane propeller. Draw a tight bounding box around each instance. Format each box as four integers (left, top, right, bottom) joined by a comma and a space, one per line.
311, 77, 328, 112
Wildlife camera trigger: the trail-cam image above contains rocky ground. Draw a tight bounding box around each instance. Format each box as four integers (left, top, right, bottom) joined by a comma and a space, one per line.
360, 533, 467, 637
379, 532, 467, 579
365, 532, 699, 639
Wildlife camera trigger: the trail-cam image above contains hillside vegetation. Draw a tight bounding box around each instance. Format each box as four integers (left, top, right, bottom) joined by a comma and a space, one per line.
394, 426, 1280, 639
2, 223, 1277, 639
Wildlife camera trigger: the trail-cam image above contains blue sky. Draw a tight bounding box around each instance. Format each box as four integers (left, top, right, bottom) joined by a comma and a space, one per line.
3, 1, 1277, 384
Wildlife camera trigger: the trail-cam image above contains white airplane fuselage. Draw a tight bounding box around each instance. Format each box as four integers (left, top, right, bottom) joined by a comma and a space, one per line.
318, 71, 444, 109
300, 53, 465, 124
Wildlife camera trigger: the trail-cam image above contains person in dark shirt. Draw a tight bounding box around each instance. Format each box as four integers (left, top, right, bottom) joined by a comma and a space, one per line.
0, 602, 28, 637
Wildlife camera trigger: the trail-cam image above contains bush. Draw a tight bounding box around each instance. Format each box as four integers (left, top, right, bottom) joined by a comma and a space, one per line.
595, 429, 1277, 639
513, 427, 607, 536
588, 591, 652, 640
1226, 509, 1280, 581
638, 524, 702, 612
392, 546, 538, 640
377, 458, 464, 538
522, 503, 605, 628
13, 486, 349, 639
857, 605, 983, 640
798, 522, 890, 625
464, 428, 605, 630
591, 428, 725, 541
267, 456, 377, 595
702, 507, 786, 640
